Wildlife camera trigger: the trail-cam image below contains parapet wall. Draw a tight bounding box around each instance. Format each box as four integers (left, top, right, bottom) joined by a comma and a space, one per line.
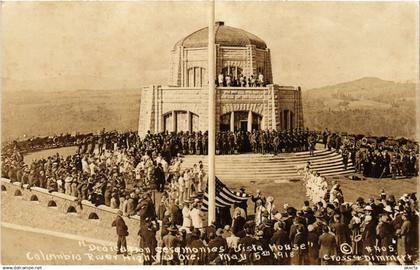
0, 178, 141, 240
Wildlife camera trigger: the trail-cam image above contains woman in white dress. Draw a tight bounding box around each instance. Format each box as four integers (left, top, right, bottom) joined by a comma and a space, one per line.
182, 201, 192, 228
265, 196, 276, 220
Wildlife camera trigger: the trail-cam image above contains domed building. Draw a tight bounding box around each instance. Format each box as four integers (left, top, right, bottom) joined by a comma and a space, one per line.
138, 22, 303, 136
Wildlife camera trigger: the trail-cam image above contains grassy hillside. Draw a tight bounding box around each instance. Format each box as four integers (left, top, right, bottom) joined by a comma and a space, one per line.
303, 77, 419, 139
1, 89, 141, 141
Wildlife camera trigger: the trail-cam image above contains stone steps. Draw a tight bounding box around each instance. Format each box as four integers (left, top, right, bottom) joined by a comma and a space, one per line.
182, 158, 350, 169
180, 151, 345, 163
180, 149, 354, 183
182, 149, 332, 159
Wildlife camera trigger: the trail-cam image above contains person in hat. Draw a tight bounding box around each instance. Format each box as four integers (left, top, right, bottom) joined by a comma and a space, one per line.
289, 216, 305, 244
190, 202, 204, 229
265, 196, 276, 220
383, 205, 393, 215
111, 210, 129, 256
208, 228, 228, 264
364, 205, 373, 213
318, 226, 337, 265
222, 225, 232, 239
291, 224, 307, 265
168, 198, 183, 226
138, 218, 159, 265
397, 213, 412, 263
233, 203, 246, 219
251, 189, 266, 214
306, 224, 320, 265
237, 223, 258, 265
182, 200, 192, 228
155, 162, 166, 193
162, 224, 180, 265
124, 192, 136, 217
311, 210, 327, 235
376, 214, 395, 256
349, 210, 363, 255
238, 187, 248, 217
359, 214, 376, 256
186, 228, 207, 265
271, 221, 290, 265
232, 210, 246, 236
255, 200, 265, 226
254, 229, 273, 265
330, 214, 351, 254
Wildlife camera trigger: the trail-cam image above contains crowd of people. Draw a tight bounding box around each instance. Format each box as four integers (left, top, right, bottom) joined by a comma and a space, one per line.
1, 131, 209, 208
128, 176, 418, 265
216, 72, 269, 87
303, 166, 331, 205
1, 129, 419, 265
216, 129, 318, 155
318, 129, 419, 179
3, 128, 321, 159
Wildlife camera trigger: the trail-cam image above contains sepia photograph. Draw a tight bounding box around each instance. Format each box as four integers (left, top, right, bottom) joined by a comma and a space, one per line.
1, 0, 419, 267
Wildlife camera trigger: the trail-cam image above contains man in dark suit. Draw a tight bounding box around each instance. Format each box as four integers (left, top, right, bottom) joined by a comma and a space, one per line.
377, 213, 395, 256
162, 225, 180, 265
155, 163, 166, 192
207, 229, 228, 264
136, 192, 156, 221
330, 214, 350, 253
318, 226, 337, 265
112, 210, 129, 256
138, 218, 159, 265
186, 229, 207, 265
291, 225, 307, 265
232, 211, 246, 236
408, 151, 417, 176
271, 220, 291, 265
307, 224, 320, 265
238, 224, 258, 265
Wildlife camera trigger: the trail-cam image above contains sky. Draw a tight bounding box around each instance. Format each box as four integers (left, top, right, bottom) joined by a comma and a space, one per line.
1, 1, 419, 90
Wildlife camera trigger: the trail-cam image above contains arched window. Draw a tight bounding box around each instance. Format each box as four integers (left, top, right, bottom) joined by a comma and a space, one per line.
187, 67, 206, 87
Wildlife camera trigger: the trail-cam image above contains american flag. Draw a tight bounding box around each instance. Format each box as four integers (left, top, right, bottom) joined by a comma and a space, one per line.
201, 177, 250, 211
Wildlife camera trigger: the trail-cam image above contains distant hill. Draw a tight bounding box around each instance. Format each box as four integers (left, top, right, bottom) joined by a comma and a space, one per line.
1, 77, 418, 142
302, 77, 419, 139
1, 89, 142, 141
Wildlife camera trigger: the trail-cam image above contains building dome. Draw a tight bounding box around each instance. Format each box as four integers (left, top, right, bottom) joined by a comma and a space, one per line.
175, 21, 267, 49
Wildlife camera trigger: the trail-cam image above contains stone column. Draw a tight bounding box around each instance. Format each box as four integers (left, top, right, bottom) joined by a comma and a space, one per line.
187, 111, 192, 132
172, 111, 177, 132
230, 111, 235, 132
154, 86, 159, 133
247, 111, 253, 132
160, 115, 165, 133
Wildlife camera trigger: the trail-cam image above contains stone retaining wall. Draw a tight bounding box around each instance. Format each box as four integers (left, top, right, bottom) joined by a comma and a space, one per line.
0, 178, 141, 240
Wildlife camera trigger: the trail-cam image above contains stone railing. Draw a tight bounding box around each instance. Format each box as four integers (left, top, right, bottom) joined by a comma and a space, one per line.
0, 178, 141, 235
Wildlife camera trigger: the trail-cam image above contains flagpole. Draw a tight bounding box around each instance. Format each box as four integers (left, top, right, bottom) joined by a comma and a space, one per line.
207, 0, 216, 225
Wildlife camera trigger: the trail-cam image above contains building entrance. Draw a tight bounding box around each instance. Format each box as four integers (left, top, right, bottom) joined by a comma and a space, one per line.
219, 111, 262, 132
240, 121, 247, 131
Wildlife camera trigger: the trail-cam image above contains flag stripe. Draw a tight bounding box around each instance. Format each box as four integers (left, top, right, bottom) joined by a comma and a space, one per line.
200, 177, 250, 211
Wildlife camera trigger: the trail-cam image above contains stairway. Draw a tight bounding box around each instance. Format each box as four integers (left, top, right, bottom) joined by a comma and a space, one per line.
180, 148, 354, 183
